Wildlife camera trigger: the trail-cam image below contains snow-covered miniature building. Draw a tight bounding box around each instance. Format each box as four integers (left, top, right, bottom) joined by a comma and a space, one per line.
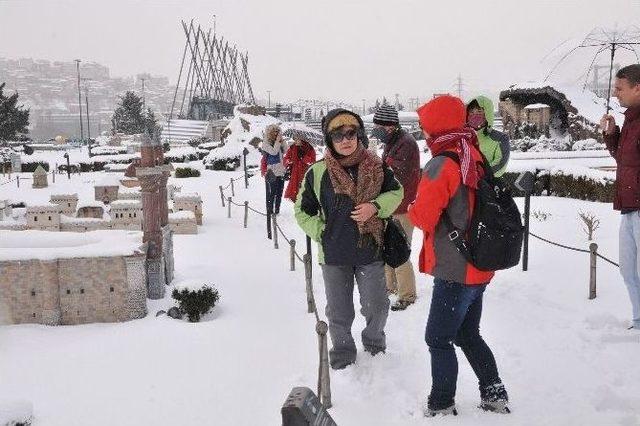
50, 193, 79, 216
94, 174, 121, 204
60, 216, 111, 232
32, 165, 48, 188
173, 193, 203, 225
94, 184, 119, 204
109, 200, 142, 230
76, 201, 105, 219
118, 187, 142, 201
168, 211, 198, 234
26, 204, 60, 231
0, 230, 147, 325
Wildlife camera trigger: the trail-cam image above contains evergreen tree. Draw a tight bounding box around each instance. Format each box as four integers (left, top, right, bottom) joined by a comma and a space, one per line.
112, 91, 159, 135
0, 83, 30, 142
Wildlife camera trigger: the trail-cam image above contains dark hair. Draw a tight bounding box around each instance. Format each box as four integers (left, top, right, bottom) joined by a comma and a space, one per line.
616, 64, 640, 86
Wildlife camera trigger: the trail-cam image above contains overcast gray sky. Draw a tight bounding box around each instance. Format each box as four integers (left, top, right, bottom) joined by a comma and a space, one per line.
1, 0, 639, 106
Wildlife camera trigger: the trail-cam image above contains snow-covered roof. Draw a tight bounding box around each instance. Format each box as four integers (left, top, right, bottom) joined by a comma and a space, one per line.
169, 211, 196, 221
0, 230, 145, 261
524, 103, 550, 109
77, 200, 105, 209
60, 215, 109, 224
173, 193, 201, 202
50, 193, 78, 200
95, 174, 123, 187
26, 203, 59, 211
110, 200, 141, 209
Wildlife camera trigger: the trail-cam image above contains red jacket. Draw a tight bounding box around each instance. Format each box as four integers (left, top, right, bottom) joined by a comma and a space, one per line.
382, 129, 421, 214
408, 146, 494, 285
283, 141, 316, 201
604, 105, 640, 211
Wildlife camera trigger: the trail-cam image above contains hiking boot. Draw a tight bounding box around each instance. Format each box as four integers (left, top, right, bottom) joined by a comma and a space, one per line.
364, 346, 385, 357
390, 299, 414, 311
479, 382, 510, 414
424, 396, 457, 417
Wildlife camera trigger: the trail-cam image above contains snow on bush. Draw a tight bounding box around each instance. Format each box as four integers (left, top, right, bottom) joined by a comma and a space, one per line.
571, 138, 606, 151
172, 281, 220, 322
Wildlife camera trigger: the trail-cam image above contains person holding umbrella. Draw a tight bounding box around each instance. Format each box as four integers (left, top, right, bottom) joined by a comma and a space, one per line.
283, 132, 316, 202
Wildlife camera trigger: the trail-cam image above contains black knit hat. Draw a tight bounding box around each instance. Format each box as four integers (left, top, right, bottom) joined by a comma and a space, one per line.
373, 104, 399, 126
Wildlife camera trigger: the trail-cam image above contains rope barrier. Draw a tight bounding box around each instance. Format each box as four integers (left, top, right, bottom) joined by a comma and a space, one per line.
528, 232, 591, 253
595, 253, 620, 267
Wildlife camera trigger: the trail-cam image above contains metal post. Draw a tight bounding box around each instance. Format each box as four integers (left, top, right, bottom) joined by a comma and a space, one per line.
523, 190, 531, 271
273, 214, 279, 249
230, 178, 235, 196
227, 197, 232, 218
290, 239, 296, 271
75, 59, 84, 143
304, 254, 315, 314
243, 147, 249, 189
243, 201, 249, 228
219, 185, 225, 207
316, 321, 332, 409
589, 243, 598, 300
266, 211, 272, 240
52, 168, 55, 183
65, 153, 71, 179
16, 176, 19, 188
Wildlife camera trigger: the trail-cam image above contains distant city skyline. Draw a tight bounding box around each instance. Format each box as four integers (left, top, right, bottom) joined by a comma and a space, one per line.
1, 0, 639, 107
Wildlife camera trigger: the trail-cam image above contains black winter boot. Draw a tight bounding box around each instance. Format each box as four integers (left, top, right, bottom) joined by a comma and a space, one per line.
479, 382, 510, 414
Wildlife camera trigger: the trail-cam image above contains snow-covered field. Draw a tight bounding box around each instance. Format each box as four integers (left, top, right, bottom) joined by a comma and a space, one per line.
1, 150, 639, 425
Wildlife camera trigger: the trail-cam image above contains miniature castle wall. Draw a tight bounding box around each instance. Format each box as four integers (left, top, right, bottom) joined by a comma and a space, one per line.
26, 205, 60, 232
173, 193, 203, 225
110, 200, 142, 230
50, 194, 79, 216
0, 252, 147, 325
168, 211, 197, 234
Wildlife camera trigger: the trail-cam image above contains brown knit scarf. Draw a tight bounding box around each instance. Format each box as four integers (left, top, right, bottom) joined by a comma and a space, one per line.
324, 142, 385, 248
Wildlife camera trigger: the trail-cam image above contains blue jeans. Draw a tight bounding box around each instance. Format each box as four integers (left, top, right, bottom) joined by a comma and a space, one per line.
619, 212, 640, 328
265, 177, 284, 214
425, 278, 501, 408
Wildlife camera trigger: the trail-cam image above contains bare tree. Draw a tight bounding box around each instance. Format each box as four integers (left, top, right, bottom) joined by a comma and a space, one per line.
578, 210, 601, 241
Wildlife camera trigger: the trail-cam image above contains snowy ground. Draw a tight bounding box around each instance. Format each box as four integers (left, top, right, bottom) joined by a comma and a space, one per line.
1, 152, 639, 425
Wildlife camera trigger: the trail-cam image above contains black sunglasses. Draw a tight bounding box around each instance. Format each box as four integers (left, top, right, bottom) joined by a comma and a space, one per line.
330, 128, 358, 144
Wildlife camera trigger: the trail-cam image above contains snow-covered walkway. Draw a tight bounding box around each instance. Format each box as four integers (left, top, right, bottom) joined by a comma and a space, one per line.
1, 167, 639, 425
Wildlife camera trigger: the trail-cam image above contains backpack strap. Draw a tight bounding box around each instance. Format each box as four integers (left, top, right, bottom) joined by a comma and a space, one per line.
433, 151, 475, 264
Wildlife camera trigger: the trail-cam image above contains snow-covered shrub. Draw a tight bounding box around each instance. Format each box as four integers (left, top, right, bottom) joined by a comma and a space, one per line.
571, 138, 606, 151
171, 283, 220, 322
503, 169, 614, 203
203, 144, 244, 171
511, 136, 572, 152
174, 167, 201, 178
21, 161, 49, 172
187, 136, 213, 148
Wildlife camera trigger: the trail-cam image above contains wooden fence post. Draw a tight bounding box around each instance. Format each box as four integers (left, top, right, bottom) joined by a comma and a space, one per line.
589, 243, 598, 300
243, 201, 249, 228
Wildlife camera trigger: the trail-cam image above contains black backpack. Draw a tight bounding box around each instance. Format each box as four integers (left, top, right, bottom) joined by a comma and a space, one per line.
436, 151, 524, 271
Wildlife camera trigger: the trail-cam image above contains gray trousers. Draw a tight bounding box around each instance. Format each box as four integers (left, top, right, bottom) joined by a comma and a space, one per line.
321, 261, 390, 368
